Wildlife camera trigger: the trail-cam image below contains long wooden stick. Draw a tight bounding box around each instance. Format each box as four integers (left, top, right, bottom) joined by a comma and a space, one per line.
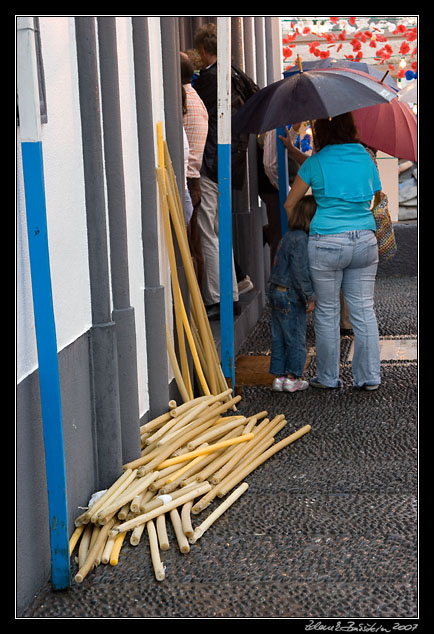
165, 323, 190, 404
156, 166, 192, 400
75, 518, 116, 583
109, 531, 127, 566
169, 394, 212, 418
156, 433, 255, 470
170, 508, 190, 553
156, 514, 170, 551
210, 415, 286, 484
217, 424, 312, 498
95, 471, 159, 523
147, 519, 166, 581
140, 411, 172, 434
163, 144, 220, 395
69, 525, 84, 556
181, 501, 194, 538
74, 469, 135, 526
189, 482, 249, 544
178, 286, 211, 396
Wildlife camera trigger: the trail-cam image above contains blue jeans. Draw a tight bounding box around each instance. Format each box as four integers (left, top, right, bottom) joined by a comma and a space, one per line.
267, 284, 307, 378
308, 230, 380, 388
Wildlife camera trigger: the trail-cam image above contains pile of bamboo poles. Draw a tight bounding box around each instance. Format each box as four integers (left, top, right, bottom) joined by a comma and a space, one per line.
68, 125, 312, 583
69, 390, 311, 583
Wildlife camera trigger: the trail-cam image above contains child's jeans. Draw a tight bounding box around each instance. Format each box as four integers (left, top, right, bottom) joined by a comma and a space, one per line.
267, 283, 307, 378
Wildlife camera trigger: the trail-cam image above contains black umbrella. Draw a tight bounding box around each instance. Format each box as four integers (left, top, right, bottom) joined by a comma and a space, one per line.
232, 67, 396, 134
284, 58, 399, 91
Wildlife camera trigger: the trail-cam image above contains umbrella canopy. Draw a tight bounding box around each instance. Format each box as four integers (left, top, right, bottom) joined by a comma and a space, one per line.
352, 97, 417, 162
232, 68, 396, 134
284, 58, 399, 91
398, 79, 417, 103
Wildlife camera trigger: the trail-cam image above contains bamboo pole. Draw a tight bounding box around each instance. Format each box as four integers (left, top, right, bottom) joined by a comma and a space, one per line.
77, 523, 93, 568
147, 520, 166, 581
156, 433, 255, 470
162, 144, 220, 395
74, 469, 135, 526
169, 394, 212, 418
133, 397, 241, 475
170, 508, 190, 553
181, 501, 194, 538
165, 323, 190, 403
137, 416, 218, 476
130, 524, 146, 546
130, 488, 153, 514
158, 399, 216, 445
141, 480, 209, 515
156, 166, 192, 400
165, 450, 208, 485
156, 123, 193, 399
123, 398, 226, 473
190, 427, 248, 484
110, 482, 212, 537
186, 418, 248, 451
144, 414, 182, 447
89, 469, 138, 524
190, 435, 274, 515
95, 471, 159, 523
101, 528, 119, 564
69, 525, 84, 556
156, 514, 170, 551
210, 415, 286, 484
178, 285, 211, 396
216, 424, 312, 499
189, 482, 249, 544
110, 531, 127, 566
75, 518, 116, 583
140, 411, 172, 434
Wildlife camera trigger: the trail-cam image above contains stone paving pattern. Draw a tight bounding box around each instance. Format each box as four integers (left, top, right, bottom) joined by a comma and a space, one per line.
21, 266, 417, 619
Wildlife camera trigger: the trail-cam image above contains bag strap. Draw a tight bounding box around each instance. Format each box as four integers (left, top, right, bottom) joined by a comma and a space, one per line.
372, 191, 382, 209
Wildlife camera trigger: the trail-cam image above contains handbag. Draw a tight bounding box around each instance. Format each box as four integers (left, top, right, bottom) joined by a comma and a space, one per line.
371, 192, 397, 261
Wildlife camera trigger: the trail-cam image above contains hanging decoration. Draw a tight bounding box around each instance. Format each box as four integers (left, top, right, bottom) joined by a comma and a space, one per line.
282, 16, 417, 80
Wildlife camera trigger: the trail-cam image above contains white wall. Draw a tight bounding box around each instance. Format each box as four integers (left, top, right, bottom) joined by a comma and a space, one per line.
116, 16, 149, 416
16, 17, 91, 383
147, 17, 175, 383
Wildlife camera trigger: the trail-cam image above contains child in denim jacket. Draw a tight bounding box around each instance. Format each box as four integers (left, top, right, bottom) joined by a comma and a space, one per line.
267, 195, 316, 392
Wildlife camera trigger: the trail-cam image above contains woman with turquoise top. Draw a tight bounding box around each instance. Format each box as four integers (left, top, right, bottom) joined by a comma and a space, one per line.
281, 113, 381, 391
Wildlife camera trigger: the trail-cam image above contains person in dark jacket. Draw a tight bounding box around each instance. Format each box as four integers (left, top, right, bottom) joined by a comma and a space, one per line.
267, 195, 316, 392
193, 23, 258, 320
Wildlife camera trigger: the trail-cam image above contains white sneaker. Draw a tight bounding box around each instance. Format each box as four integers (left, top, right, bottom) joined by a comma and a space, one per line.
272, 377, 286, 392
238, 275, 254, 295
283, 378, 309, 392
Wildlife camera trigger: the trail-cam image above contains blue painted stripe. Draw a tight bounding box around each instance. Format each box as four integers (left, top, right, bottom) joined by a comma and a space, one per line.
276, 126, 289, 236
21, 141, 70, 589
217, 142, 235, 388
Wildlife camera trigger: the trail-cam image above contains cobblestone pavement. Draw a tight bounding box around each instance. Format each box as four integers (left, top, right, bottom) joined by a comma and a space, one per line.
21, 274, 418, 620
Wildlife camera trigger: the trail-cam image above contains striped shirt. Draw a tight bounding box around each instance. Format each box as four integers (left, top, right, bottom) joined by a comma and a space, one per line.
183, 83, 209, 179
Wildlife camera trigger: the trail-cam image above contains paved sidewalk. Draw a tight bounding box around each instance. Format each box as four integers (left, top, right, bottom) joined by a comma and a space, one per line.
21, 267, 417, 619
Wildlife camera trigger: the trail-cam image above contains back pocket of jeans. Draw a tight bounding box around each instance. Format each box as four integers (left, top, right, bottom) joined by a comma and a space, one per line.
314, 243, 343, 269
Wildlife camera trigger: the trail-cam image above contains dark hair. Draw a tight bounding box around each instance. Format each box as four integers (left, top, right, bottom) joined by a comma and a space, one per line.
289, 195, 317, 232
312, 112, 360, 152
194, 23, 217, 56
180, 52, 194, 84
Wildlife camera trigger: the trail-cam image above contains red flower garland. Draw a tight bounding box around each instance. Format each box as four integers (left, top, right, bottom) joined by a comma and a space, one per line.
282, 17, 417, 73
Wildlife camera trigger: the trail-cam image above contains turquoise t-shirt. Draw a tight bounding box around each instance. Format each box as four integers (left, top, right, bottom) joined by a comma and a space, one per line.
298, 144, 380, 236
